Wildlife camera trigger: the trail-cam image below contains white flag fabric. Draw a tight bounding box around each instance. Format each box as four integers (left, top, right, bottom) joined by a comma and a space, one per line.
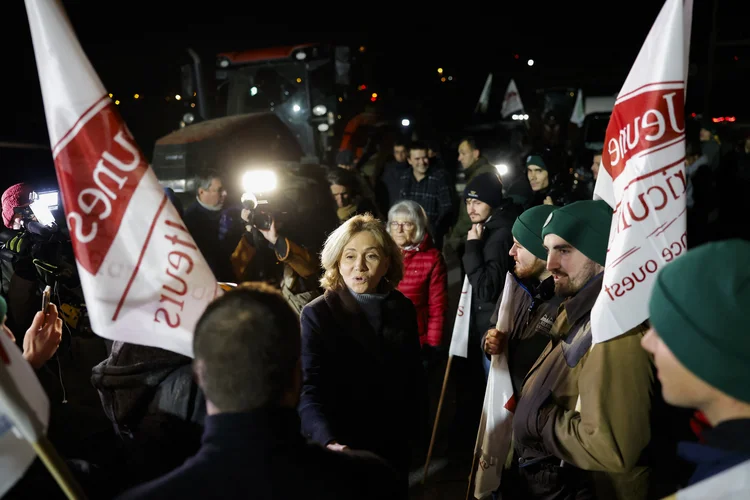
448, 276, 472, 358
590, 0, 693, 344
0, 334, 49, 497
475, 73, 493, 114
570, 88, 585, 127
25, 0, 221, 358
473, 272, 516, 499
675, 459, 750, 500
500, 79, 524, 119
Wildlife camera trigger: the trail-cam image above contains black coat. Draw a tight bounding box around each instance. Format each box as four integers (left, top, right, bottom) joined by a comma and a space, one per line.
462, 202, 519, 338
116, 409, 402, 500
298, 287, 426, 473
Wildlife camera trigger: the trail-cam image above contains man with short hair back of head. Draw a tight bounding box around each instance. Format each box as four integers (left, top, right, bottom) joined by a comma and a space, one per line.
117, 283, 400, 500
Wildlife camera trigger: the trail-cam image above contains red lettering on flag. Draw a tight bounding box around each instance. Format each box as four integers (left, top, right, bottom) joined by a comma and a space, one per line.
53, 98, 149, 275
0, 341, 9, 365
602, 84, 685, 182
504, 393, 517, 413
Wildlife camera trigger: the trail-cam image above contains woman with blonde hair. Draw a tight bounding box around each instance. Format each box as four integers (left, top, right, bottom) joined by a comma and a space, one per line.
387, 201, 447, 355
298, 214, 425, 484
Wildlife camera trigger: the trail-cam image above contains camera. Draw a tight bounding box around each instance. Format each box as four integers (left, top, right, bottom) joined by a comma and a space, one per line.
241, 191, 273, 231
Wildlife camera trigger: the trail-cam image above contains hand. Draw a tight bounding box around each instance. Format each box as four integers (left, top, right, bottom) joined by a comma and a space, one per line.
467, 223, 483, 241
543, 196, 554, 206
240, 208, 251, 223
23, 303, 63, 370
484, 328, 505, 355
326, 441, 349, 452
258, 219, 278, 245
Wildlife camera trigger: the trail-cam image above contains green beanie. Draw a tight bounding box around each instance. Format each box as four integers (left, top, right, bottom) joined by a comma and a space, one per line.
512, 205, 559, 260
526, 155, 546, 171
0, 295, 6, 324
541, 200, 612, 266
649, 239, 750, 404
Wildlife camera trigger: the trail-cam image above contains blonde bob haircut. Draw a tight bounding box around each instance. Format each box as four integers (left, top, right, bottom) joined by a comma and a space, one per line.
319, 213, 404, 291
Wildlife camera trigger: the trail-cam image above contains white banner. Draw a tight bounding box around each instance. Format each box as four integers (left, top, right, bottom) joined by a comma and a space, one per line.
0, 334, 49, 497
448, 276, 472, 358
25, 0, 221, 357
676, 459, 750, 499
591, 0, 693, 344
474, 272, 516, 499
475, 73, 493, 114
500, 79, 524, 119
570, 88, 585, 127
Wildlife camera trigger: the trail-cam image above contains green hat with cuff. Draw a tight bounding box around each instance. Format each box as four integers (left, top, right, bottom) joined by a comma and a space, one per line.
649, 239, 750, 404
541, 200, 612, 266
513, 205, 559, 261
526, 154, 546, 171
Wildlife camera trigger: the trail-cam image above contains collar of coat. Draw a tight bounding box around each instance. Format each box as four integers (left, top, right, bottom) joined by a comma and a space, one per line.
560, 272, 604, 325
322, 286, 407, 363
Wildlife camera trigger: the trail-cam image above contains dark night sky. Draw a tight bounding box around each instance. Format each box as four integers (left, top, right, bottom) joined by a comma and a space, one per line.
1, 0, 747, 190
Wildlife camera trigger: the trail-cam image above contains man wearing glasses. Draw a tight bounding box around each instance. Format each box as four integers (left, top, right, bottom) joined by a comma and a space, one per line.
183, 173, 231, 280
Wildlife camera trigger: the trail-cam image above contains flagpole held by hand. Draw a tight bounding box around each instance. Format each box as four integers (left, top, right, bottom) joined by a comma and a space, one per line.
0, 360, 87, 499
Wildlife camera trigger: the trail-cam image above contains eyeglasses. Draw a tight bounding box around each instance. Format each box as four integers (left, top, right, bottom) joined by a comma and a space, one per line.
389, 221, 415, 230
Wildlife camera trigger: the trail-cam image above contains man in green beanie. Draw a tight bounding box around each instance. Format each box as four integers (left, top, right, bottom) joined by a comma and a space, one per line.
643, 239, 750, 491
0, 295, 62, 369
482, 204, 562, 396
510, 200, 656, 499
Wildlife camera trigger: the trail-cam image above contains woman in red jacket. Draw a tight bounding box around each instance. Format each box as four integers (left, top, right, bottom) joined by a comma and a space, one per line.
387, 201, 448, 355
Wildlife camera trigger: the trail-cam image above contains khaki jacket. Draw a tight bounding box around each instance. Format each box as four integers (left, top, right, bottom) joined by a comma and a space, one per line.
513, 273, 654, 499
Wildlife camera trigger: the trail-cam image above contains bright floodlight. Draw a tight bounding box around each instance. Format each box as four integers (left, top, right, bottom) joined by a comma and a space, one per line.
495, 164, 509, 176
242, 170, 277, 194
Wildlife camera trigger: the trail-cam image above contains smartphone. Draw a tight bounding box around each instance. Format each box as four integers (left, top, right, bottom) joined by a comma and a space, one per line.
41, 286, 51, 315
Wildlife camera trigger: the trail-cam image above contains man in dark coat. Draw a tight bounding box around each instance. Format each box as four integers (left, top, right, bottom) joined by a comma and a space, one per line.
117, 283, 399, 500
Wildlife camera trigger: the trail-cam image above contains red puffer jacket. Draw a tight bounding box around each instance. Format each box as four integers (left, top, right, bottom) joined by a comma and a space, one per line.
397, 236, 448, 347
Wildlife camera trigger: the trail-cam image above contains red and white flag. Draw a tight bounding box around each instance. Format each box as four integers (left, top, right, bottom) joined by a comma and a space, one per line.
473, 272, 516, 499
591, 0, 694, 344
24, 0, 220, 357
448, 276, 472, 358
0, 333, 49, 497
500, 79, 524, 119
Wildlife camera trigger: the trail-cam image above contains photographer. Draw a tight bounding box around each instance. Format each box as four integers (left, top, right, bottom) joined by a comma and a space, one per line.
1, 182, 41, 334
523, 150, 575, 208
232, 202, 320, 315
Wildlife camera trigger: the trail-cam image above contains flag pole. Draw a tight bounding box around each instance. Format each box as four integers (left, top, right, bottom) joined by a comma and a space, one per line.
31, 437, 88, 499
465, 408, 484, 500
0, 361, 87, 500
422, 354, 453, 483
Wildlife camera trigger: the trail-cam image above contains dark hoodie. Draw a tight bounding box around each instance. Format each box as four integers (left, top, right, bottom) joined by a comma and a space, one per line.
91, 342, 206, 490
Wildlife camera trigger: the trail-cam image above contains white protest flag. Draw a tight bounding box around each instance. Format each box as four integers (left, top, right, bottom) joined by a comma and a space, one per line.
25, 0, 221, 357
475, 73, 493, 114
570, 88, 585, 127
500, 79, 524, 119
448, 276, 472, 358
675, 459, 750, 500
473, 272, 516, 499
591, 0, 693, 344
0, 334, 49, 497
